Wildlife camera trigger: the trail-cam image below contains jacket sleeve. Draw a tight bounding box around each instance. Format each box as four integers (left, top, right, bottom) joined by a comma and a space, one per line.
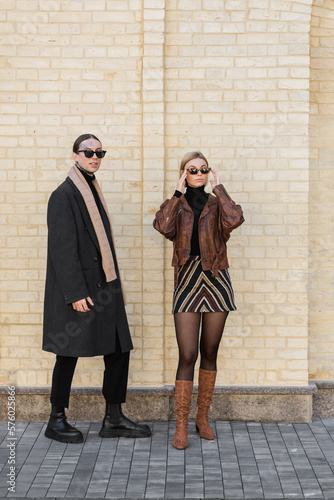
153, 195, 182, 240
47, 189, 90, 305
212, 184, 244, 240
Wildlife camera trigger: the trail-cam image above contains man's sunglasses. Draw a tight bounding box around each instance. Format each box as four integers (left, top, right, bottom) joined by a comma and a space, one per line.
77, 150, 107, 158
187, 167, 211, 175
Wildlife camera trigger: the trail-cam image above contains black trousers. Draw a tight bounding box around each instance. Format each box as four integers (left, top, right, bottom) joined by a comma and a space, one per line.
50, 336, 130, 408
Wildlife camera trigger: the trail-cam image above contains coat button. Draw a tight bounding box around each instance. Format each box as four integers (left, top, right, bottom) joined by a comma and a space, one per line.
97, 283, 102, 288
84, 226, 88, 231
94, 257, 98, 262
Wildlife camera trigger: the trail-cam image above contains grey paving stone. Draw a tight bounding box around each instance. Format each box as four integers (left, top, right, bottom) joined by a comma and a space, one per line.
1, 419, 334, 498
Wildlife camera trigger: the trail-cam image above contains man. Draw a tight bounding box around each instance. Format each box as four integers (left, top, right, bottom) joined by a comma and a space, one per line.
43, 133, 151, 443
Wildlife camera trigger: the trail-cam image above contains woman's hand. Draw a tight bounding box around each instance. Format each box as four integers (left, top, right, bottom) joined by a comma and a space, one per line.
72, 296, 94, 312
210, 168, 220, 189
176, 168, 188, 194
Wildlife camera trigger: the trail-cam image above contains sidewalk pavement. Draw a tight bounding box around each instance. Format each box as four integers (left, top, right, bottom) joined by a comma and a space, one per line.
1, 418, 334, 500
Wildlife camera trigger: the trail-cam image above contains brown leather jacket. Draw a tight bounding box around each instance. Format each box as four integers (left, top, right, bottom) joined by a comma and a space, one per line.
153, 184, 244, 286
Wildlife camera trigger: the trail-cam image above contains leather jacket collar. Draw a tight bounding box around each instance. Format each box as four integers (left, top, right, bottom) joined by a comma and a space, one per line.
180, 192, 217, 218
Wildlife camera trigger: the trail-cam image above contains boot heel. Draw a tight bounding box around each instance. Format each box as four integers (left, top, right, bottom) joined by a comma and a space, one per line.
195, 424, 199, 433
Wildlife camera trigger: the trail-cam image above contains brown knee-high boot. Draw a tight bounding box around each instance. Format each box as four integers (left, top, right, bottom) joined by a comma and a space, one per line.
173, 380, 193, 450
195, 368, 217, 440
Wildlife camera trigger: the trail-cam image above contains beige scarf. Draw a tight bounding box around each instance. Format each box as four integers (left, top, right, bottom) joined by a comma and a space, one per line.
68, 165, 117, 283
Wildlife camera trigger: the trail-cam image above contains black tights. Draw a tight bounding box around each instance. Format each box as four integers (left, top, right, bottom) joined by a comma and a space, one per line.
174, 311, 229, 381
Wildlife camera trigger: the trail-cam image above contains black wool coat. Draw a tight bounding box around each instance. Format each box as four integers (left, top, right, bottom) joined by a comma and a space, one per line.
42, 177, 133, 357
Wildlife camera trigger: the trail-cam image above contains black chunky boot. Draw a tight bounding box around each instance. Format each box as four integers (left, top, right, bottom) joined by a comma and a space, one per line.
99, 403, 151, 438
45, 406, 83, 444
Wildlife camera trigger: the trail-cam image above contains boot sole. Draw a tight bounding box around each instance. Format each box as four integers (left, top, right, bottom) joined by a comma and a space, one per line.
99, 428, 151, 439
45, 427, 83, 444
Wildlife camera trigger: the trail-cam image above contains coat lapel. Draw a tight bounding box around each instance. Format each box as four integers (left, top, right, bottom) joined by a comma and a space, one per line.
66, 178, 100, 252
200, 194, 217, 219
180, 195, 194, 213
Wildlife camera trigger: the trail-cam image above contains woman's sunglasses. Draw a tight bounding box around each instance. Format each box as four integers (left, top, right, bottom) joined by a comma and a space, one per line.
187, 167, 211, 175
77, 150, 107, 158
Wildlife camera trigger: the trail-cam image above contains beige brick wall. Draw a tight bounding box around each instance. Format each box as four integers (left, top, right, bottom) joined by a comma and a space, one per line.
0, 0, 332, 390
163, 0, 312, 386
309, 0, 334, 380
0, 0, 145, 388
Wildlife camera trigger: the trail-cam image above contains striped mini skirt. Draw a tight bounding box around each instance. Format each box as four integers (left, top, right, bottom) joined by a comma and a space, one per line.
172, 255, 237, 313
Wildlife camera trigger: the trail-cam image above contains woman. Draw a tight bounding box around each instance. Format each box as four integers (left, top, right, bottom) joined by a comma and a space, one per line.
43, 134, 151, 443
153, 151, 244, 449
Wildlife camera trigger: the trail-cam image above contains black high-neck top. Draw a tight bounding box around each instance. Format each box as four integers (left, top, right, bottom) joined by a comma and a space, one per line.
174, 185, 209, 256
76, 166, 120, 278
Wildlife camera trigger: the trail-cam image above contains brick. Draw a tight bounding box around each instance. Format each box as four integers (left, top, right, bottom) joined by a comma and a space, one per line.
0, 0, 328, 389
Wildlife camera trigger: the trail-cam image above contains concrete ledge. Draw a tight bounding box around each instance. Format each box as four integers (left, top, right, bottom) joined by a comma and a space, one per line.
312, 380, 334, 418
0, 384, 317, 422
0, 384, 317, 395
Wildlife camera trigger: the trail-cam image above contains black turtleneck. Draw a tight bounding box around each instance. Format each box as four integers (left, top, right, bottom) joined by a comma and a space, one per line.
76, 165, 120, 278
174, 185, 209, 256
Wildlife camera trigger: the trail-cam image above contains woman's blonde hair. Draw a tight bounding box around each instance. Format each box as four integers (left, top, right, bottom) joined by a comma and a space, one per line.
179, 151, 209, 176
